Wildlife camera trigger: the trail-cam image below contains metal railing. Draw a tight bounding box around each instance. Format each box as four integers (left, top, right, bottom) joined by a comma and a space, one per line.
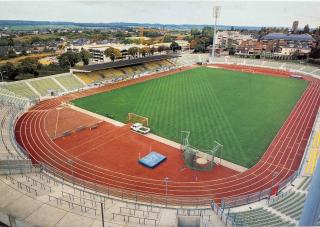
220, 169, 300, 210
211, 202, 236, 226
48, 194, 97, 215
41, 162, 212, 207
111, 212, 158, 226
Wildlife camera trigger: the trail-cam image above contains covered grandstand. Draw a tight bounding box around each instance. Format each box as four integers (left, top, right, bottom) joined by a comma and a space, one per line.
71, 54, 178, 85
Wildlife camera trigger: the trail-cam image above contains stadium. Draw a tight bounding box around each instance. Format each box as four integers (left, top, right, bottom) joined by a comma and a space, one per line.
0, 51, 320, 226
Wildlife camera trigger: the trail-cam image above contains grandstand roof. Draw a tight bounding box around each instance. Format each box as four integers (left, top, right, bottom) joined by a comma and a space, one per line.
72, 54, 179, 72
261, 33, 315, 42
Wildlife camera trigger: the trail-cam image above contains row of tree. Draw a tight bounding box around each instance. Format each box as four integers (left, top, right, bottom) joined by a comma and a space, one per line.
58, 48, 91, 67
184, 27, 214, 53
0, 58, 43, 80
58, 42, 181, 65
104, 42, 180, 62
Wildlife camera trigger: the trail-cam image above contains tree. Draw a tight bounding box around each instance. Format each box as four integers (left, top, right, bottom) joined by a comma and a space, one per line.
229, 47, 236, 55
191, 29, 201, 38
1, 62, 19, 80
8, 38, 14, 47
139, 47, 151, 57
128, 47, 139, 58
194, 43, 206, 53
201, 26, 213, 40
150, 47, 156, 55
19, 58, 41, 76
30, 36, 42, 45
303, 24, 310, 34
292, 50, 300, 60
190, 40, 198, 49
7, 49, 17, 58
80, 48, 91, 65
104, 47, 121, 62
58, 52, 81, 68
163, 34, 173, 43
170, 41, 181, 52
157, 45, 167, 53
310, 47, 320, 59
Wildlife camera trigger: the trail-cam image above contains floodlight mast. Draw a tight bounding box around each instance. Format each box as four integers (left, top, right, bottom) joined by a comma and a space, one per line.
211, 6, 221, 63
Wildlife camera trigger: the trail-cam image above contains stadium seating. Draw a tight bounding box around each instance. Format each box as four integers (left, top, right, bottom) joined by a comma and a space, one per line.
74, 72, 103, 84
174, 54, 208, 66
269, 191, 306, 220
226, 175, 313, 225
131, 65, 145, 73
229, 207, 294, 226
0, 104, 12, 155
0, 87, 29, 107
143, 62, 159, 70
74, 60, 176, 85
283, 63, 304, 71
121, 66, 135, 74
0, 103, 27, 159
262, 61, 283, 68
301, 66, 318, 73
213, 57, 226, 63
312, 69, 320, 76
228, 57, 245, 65
245, 59, 261, 66
29, 77, 64, 96
296, 176, 312, 191
2, 82, 39, 99
158, 60, 173, 67
54, 74, 84, 91
106, 68, 125, 77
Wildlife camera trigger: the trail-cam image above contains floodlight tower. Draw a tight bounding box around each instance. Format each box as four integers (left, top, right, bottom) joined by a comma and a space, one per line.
211, 6, 221, 63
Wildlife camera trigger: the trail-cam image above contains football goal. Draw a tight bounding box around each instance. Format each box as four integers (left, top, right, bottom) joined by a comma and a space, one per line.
127, 113, 149, 126
181, 131, 223, 171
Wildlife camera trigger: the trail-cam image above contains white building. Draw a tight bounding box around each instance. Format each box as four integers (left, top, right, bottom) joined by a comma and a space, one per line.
216, 31, 254, 49
66, 43, 146, 63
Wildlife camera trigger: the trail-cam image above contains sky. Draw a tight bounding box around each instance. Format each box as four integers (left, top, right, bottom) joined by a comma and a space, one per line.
0, 0, 319, 28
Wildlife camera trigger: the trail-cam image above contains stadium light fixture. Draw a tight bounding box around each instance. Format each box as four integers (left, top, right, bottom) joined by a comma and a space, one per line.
211, 6, 221, 63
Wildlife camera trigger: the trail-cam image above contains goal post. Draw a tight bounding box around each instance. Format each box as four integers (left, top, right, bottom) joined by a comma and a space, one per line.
127, 113, 149, 126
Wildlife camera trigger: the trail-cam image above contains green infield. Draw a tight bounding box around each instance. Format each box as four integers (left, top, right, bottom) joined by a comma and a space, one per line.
73, 67, 308, 167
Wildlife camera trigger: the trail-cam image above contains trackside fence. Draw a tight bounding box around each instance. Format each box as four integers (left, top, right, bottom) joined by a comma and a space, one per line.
211, 202, 236, 226
220, 170, 299, 210
40, 162, 213, 207
212, 169, 300, 226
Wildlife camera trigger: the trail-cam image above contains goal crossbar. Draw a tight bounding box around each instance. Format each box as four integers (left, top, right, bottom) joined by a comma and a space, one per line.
127, 113, 149, 126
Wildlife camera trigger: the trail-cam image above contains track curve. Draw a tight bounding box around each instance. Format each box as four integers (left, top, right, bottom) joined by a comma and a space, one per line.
15, 66, 320, 206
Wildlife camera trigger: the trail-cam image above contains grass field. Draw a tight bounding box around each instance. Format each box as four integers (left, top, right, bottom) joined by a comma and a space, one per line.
73, 67, 307, 167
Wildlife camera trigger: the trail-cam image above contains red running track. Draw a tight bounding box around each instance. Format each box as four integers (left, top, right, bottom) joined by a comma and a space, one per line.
15, 66, 320, 206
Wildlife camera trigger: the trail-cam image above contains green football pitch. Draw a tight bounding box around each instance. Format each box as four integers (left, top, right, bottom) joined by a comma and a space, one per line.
73, 67, 307, 167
